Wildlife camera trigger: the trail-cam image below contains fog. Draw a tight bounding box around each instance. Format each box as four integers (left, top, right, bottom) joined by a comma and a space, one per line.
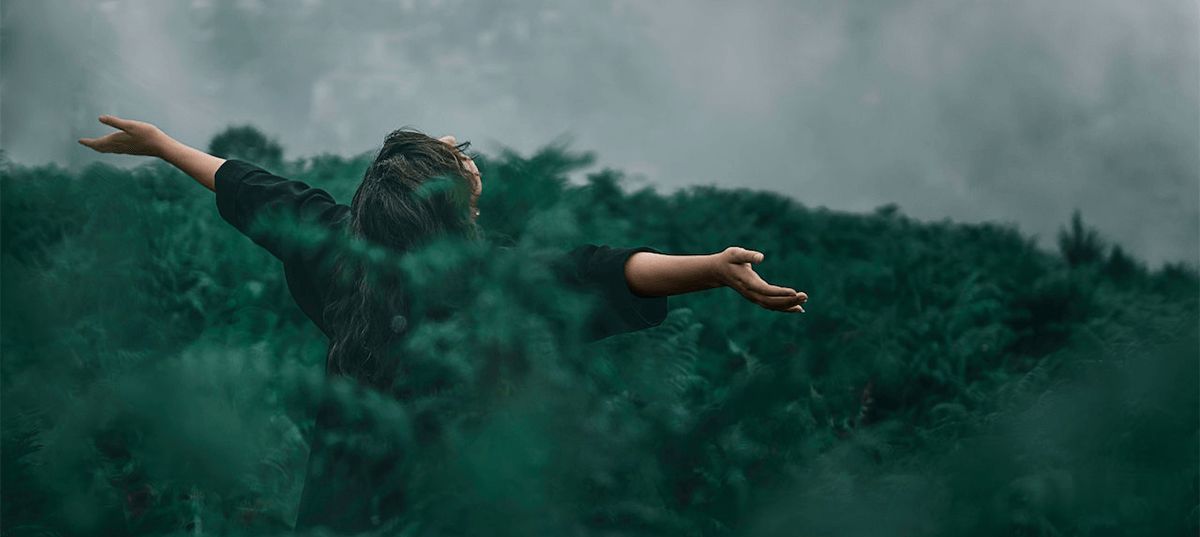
3, 0, 1196, 270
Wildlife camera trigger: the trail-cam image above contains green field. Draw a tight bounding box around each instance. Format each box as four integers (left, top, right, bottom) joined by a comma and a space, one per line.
2, 129, 1196, 536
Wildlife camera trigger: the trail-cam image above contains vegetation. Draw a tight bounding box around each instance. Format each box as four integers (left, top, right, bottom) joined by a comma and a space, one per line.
208, 125, 285, 172
2, 126, 1197, 536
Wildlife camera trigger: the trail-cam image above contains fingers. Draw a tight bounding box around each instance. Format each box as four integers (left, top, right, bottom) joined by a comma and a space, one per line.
99, 115, 122, 129
99, 115, 136, 132
78, 115, 127, 152
737, 275, 808, 312
760, 283, 799, 297
741, 279, 806, 305
744, 272, 800, 297
731, 247, 763, 264
768, 296, 806, 311
751, 291, 807, 312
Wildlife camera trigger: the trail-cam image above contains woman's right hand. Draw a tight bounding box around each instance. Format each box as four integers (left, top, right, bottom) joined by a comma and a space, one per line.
715, 246, 808, 313
78, 115, 169, 157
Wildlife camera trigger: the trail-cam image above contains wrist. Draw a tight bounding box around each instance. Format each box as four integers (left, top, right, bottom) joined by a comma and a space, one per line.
706, 252, 729, 288
152, 134, 178, 160
154, 136, 224, 193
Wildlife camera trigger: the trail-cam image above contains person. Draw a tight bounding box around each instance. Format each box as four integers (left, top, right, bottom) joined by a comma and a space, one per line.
78, 115, 809, 533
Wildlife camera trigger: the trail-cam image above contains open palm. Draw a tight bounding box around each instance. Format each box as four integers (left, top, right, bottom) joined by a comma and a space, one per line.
717, 247, 808, 313
77, 115, 166, 157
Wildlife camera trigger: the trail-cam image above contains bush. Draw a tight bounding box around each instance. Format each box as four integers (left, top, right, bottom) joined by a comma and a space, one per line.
1057, 209, 1106, 267
208, 125, 284, 171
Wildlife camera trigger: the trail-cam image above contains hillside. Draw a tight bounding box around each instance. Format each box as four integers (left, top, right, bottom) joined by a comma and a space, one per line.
2, 132, 1197, 536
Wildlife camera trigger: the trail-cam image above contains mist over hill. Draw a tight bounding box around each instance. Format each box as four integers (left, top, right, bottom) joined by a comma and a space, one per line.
3, 0, 1197, 271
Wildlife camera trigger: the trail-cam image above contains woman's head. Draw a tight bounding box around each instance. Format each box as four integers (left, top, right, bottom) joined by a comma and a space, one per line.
349, 128, 483, 252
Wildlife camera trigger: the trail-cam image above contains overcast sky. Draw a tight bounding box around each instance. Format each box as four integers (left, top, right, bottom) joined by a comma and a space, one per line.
3, 0, 1197, 270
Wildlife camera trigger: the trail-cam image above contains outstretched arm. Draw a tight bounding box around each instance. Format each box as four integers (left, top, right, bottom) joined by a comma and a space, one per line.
625, 247, 808, 313
78, 115, 225, 192
159, 137, 225, 193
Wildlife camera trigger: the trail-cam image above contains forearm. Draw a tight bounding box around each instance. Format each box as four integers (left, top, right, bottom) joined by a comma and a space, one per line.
624, 252, 724, 298
157, 137, 226, 193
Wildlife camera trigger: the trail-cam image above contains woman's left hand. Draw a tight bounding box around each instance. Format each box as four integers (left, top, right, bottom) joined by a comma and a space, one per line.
78, 115, 170, 157
715, 246, 808, 313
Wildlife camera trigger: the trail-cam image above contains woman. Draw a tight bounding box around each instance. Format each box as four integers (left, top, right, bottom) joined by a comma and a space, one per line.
78, 115, 808, 533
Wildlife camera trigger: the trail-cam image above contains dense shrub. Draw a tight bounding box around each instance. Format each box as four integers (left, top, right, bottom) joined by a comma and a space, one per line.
2, 136, 1196, 536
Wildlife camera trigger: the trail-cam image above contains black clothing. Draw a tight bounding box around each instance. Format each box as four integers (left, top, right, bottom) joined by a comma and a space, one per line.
213, 159, 668, 533
215, 160, 667, 342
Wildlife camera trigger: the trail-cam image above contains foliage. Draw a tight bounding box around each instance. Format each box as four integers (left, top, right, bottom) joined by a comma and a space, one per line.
2, 136, 1197, 536
1057, 209, 1107, 268
208, 125, 285, 172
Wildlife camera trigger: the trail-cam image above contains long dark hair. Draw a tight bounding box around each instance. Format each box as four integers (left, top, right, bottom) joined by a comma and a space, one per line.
322, 128, 484, 393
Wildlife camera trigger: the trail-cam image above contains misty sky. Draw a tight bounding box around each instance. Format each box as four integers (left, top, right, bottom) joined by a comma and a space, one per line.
3, 0, 1197, 269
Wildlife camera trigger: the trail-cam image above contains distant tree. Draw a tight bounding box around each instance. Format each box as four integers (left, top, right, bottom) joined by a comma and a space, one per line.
1149, 261, 1200, 300
1057, 209, 1106, 267
1103, 244, 1145, 283
874, 202, 901, 218
586, 169, 627, 210
208, 125, 284, 169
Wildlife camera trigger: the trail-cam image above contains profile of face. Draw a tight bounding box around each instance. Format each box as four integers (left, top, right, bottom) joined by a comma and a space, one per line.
437, 135, 481, 206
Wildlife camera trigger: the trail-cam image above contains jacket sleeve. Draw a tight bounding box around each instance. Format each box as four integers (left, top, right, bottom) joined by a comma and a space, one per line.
214, 159, 351, 334
553, 244, 669, 342
215, 159, 350, 259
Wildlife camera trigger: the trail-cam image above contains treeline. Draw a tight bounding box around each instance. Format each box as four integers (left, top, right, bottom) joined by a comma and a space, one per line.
1, 127, 1196, 536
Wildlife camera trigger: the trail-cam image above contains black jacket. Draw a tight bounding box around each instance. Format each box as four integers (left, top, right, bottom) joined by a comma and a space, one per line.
213, 159, 668, 533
